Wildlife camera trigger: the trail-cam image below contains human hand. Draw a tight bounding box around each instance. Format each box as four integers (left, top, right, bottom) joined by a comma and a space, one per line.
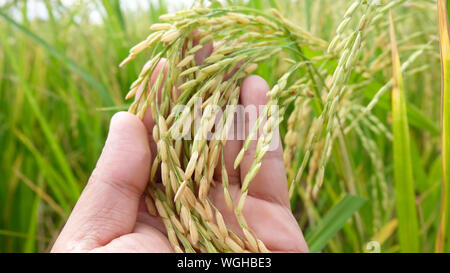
51, 42, 308, 253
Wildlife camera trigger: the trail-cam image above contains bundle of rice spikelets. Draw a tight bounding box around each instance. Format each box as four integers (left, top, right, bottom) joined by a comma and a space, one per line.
120, 1, 380, 253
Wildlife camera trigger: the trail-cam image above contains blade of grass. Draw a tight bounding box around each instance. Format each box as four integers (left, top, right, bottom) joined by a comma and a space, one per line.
436, 0, 450, 253
14, 170, 67, 218
368, 219, 398, 252
305, 194, 366, 253
267, 0, 281, 10
24, 177, 41, 253
389, 11, 420, 253
0, 230, 49, 243
14, 129, 73, 210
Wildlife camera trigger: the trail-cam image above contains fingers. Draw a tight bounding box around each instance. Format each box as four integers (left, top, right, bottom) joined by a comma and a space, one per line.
52, 112, 151, 252
239, 75, 290, 207
241, 198, 309, 252
90, 223, 173, 253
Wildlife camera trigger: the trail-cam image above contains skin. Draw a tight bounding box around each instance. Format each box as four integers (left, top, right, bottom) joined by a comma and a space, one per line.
51, 38, 308, 253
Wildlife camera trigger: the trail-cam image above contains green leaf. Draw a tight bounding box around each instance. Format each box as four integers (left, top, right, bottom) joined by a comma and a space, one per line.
436, 0, 450, 253
389, 12, 420, 252
305, 194, 366, 253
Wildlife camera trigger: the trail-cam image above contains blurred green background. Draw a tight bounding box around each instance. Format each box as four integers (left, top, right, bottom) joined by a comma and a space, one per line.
0, 0, 445, 253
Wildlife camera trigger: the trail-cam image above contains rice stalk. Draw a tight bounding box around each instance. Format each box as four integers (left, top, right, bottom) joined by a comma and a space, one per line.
436, 0, 450, 253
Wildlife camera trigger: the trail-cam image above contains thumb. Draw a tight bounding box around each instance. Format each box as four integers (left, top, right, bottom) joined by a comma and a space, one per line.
52, 112, 151, 252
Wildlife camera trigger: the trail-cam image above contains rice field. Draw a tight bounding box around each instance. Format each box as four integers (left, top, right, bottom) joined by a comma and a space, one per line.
0, 0, 448, 253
